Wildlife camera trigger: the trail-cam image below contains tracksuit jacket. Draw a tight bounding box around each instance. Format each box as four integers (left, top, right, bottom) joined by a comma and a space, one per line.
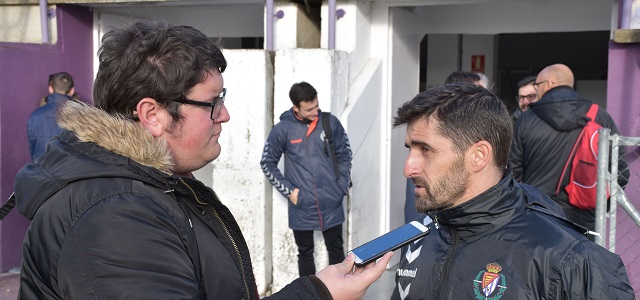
15, 100, 332, 300
509, 86, 629, 231
27, 93, 71, 161
260, 108, 352, 231
392, 171, 634, 300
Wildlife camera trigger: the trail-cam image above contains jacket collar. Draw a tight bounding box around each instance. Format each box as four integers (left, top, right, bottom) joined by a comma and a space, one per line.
57, 100, 175, 174
429, 171, 524, 240
279, 107, 324, 125
45, 93, 72, 104
535, 85, 578, 104
530, 86, 592, 131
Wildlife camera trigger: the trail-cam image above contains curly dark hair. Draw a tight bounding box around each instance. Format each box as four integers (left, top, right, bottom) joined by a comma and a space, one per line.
93, 20, 227, 124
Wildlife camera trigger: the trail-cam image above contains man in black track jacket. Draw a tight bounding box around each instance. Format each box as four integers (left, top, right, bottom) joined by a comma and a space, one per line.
509, 63, 629, 234
391, 83, 633, 299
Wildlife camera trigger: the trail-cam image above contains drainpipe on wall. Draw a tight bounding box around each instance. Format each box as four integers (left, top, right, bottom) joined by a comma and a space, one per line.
620, 0, 631, 29
328, 0, 336, 49
266, 0, 274, 50
40, 0, 50, 44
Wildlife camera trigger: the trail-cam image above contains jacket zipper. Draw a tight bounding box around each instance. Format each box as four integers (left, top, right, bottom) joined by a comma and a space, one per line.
434, 216, 459, 300
313, 185, 323, 230
179, 178, 251, 300
305, 127, 324, 230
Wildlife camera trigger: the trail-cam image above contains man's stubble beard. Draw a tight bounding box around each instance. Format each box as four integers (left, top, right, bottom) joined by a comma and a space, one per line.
414, 157, 469, 213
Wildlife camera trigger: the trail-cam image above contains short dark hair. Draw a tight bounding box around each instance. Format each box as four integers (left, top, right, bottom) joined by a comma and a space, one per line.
289, 82, 317, 107
49, 72, 74, 94
444, 71, 480, 85
393, 83, 512, 169
93, 20, 227, 123
517, 76, 537, 88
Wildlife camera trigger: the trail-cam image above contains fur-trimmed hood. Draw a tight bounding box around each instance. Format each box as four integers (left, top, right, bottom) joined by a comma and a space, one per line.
58, 100, 174, 173
15, 100, 177, 219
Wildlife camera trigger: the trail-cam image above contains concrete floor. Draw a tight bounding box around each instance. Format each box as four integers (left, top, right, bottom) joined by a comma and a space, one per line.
0, 272, 19, 300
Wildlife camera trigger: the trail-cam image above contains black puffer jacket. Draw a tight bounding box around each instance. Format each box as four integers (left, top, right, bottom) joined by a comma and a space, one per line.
392, 172, 634, 300
509, 86, 629, 230
15, 101, 331, 300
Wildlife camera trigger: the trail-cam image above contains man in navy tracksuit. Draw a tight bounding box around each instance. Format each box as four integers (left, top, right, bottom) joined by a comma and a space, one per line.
27, 72, 75, 161
261, 81, 352, 276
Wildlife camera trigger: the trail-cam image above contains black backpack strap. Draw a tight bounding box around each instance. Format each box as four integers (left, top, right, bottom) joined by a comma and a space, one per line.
322, 112, 340, 179
0, 193, 16, 220
322, 112, 331, 155
322, 112, 333, 142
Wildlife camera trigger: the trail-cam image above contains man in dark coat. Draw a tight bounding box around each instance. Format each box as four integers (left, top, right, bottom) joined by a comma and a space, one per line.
509, 63, 628, 234
392, 83, 633, 300
15, 20, 390, 300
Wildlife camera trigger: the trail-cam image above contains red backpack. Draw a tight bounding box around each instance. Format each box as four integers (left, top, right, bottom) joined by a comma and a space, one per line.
555, 104, 609, 210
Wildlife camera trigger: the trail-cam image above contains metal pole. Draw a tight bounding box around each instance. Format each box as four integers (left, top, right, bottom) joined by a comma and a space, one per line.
620, 0, 632, 29
608, 133, 620, 251
266, 0, 274, 50
328, 0, 336, 49
40, 0, 50, 44
594, 128, 610, 246
615, 184, 640, 226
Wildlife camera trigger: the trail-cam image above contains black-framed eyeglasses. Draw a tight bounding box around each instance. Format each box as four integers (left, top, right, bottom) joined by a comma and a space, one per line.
170, 88, 226, 120
517, 94, 538, 102
532, 80, 548, 90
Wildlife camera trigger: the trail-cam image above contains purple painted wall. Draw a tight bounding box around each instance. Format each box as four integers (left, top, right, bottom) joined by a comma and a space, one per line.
0, 5, 93, 272
607, 42, 640, 297
607, 43, 640, 138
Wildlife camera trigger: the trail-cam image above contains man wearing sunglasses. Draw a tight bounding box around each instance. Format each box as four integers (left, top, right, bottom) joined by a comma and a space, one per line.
14, 20, 389, 300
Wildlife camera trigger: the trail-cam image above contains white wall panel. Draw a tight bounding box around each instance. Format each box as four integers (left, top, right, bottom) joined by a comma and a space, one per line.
416, 0, 611, 34
194, 49, 274, 294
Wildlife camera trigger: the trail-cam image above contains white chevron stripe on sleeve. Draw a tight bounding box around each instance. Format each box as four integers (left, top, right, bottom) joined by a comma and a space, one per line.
260, 143, 290, 196
405, 245, 421, 264
398, 282, 411, 300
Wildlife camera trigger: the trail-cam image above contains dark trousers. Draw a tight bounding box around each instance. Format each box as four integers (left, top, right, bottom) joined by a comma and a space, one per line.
293, 224, 345, 276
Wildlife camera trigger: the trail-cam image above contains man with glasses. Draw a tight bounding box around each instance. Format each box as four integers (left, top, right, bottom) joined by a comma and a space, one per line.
508, 64, 628, 237
171, 88, 226, 121
14, 20, 389, 299
261, 82, 352, 277
512, 76, 538, 121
